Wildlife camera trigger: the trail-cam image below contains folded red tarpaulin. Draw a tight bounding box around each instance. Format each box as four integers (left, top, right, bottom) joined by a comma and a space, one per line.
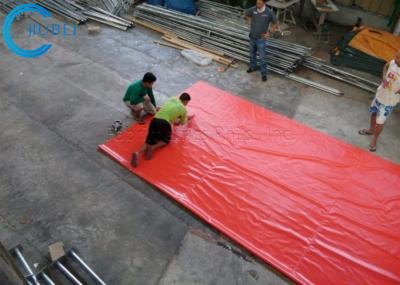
99, 81, 400, 285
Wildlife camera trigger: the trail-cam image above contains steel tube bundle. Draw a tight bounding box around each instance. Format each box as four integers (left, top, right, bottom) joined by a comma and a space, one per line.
302, 56, 380, 92
0, 0, 134, 29
37, 0, 87, 23
135, 4, 341, 95
13, 247, 41, 285
135, 3, 306, 74
70, 0, 135, 29
196, 0, 378, 93
197, 0, 377, 93
68, 249, 108, 285
135, 2, 376, 94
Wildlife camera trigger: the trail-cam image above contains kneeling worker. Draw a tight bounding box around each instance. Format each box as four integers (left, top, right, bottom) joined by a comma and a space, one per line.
123, 72, 157, 124
131, 93, 193, 167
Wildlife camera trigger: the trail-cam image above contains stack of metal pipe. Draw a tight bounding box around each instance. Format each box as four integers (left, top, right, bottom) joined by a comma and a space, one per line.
0, 0, 86, 24
135, 3, 310, 75
197, 0, 247, 30
68, 0, 138, 29
134, 4, 347, 94
301, 56, 380, 93
10, 245, 108, 285
0, 0, 87, 23
37, 0, 87, 23
68, 0, 135, 29
0, 0, 135, 30
80, 5, 135, 30
135, 2, 380, 94
74, 0, 141, 15
197, 0, 380, 92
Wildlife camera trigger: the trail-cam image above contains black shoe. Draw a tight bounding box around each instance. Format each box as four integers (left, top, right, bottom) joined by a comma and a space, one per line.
247, 68, 255, 73
262, 75, 267, 82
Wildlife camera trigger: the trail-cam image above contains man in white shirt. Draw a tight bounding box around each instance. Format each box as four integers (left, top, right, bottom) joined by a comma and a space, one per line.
359, 50, 400, 152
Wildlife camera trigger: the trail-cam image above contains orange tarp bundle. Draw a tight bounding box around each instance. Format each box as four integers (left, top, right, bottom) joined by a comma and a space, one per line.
349, 27, 400, 62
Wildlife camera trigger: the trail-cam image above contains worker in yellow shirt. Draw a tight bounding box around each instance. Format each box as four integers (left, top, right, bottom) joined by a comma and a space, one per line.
131, 93, 193, 167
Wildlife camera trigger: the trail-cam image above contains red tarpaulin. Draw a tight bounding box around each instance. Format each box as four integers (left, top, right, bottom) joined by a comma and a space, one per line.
99, 81, 400, 285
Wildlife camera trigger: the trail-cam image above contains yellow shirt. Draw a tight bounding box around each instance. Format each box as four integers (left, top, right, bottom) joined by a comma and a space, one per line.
155, 97, 187, 124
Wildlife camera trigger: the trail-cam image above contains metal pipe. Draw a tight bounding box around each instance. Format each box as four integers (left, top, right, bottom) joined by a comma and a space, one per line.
40, 272, 56, 285
68, 249, 107, 285
303, 58, 379, 88
288, 74, 343, 96
13, 247, 40, 285
56, 261, 83, 285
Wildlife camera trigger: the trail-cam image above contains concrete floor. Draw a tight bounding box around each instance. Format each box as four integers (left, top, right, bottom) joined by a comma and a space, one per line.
0, 10, 399, 285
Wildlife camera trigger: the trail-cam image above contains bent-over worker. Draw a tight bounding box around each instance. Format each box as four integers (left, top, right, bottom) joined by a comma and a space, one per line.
131, 93, 193, 167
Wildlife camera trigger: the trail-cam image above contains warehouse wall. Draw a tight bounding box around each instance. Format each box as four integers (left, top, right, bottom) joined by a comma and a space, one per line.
296, 0, 392, 30
335, 0, 395, 17
223, 0, 392, 30
327, 5, 391, 30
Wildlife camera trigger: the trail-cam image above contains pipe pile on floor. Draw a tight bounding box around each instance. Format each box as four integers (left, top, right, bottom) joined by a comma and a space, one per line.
197, 0, 247, 30
135, 3, 310, 75
74, 0, 142, 16
134, 3, 343, 95
197, 0, 380, 93
57, 0, 135, 30
80, 0, 125, 15
37, 0, 87, 23
76, 3, 135, 30
134, 2, 380, 95
0, 0, 87, 24
0, 0, 135, 30
10, 244, 108, 285
301, 56, 380, 93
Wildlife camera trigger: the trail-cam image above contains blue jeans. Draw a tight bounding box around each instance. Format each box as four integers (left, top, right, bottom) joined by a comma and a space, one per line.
249, 37, 267, 77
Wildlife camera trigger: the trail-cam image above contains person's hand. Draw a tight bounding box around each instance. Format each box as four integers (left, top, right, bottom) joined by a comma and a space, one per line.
262, 32, 270, 39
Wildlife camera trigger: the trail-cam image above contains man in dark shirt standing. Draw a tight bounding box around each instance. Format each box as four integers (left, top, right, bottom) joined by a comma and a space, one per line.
245, 0, 278, 82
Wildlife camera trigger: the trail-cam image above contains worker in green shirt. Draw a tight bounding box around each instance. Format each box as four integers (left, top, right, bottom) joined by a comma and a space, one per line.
131, 93, 193, 167
123, 73, 157, 124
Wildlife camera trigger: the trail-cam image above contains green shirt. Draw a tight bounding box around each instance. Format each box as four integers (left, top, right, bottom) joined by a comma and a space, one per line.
155, 97, 187, 124
123, 80, 156, 107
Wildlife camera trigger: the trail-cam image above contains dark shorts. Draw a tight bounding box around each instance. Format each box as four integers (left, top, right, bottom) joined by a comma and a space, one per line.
145, 118, 172, 146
